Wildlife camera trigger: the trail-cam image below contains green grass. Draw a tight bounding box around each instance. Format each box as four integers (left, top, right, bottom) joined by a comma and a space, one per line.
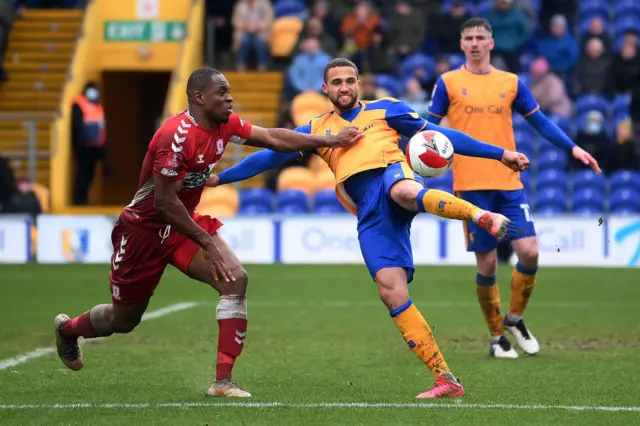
1, 264, 639, 425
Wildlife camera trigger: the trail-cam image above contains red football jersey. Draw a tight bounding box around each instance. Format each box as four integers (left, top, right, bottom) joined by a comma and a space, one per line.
122, 110, 252, 229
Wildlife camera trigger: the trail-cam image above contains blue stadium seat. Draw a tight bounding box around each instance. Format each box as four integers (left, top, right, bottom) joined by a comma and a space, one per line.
613, 93, 632, 117
610, 170, 640, 191
375, 74, 401, 98
537, 150, 568, 171
611, 205, 640, 215
476, 0, 493, 17
519, 52, 536, 72
535, 188, 568, 212
548, 114, 573, 137
448, 54, 465, 69
277, 204, 308, 214
579, 0, 610, 20
575, 94, 610, 117
313, 189, 342, 211
613, 0, 640, 19
536, 204, 567, 215
572, 169, 607, 193
399, 53, 436, 80
610, 188, 640, 212
239, 204, 271, 215
573, 188, 606, 212
276, 189, 308, 212
512, 113, 530, 131
573, 205, 604, 216
536, 169, 569, 192
274, 0, 308, 18
240, 188, 273, 212
614, 16, 640, 37
313, 204, 345, 214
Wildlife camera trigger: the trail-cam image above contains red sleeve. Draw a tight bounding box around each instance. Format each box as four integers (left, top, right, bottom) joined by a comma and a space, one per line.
152, 124, 191, 181
226, 113, 253, 145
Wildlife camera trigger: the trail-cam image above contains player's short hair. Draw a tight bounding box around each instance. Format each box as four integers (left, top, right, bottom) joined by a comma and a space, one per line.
323, 58, 359, 83
460, 17, 493, 35
186, 67, 222, 101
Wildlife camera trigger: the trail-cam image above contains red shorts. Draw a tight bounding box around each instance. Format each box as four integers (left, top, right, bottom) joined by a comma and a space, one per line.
108, 214, 223, 304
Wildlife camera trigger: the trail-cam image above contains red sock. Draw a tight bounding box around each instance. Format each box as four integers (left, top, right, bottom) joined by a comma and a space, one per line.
216, 318, 247, 380
62, 312, 100, 339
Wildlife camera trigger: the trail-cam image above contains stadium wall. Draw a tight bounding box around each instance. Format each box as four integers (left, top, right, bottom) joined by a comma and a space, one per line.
2, 215, 640, 268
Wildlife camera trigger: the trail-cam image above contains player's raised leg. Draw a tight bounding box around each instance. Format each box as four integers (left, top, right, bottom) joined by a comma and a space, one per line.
173, 225, 251, 398
388, 174, 512, 240
505, 236, 540, 355
375, 267, 464, 398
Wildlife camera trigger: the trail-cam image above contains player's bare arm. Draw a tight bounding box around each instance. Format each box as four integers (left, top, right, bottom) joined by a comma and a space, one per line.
244, 125, 364, 152
154, 177, 235, 282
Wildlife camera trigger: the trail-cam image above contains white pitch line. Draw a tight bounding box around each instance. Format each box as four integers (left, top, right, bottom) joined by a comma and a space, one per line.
0, 401, 639, 412
0, 302, 199, 371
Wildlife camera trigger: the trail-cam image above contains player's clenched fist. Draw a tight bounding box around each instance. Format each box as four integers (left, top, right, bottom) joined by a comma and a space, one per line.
501, 150, 530, 172
330, 126, 364, 148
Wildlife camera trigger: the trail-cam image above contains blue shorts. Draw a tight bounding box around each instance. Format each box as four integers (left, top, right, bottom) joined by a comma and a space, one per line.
456, 189, 536, 252
343, 162, 425, 283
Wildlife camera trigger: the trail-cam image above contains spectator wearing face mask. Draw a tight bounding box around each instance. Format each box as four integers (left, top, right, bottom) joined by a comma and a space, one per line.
72, 81, 107, 205
574, 110, 611, 172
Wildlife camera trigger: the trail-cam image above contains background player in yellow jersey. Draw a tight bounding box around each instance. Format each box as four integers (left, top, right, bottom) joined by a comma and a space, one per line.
428, 18, 601, 359
210, 58, 530, 398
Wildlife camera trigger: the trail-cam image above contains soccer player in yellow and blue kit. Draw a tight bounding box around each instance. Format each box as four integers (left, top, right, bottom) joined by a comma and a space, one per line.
428, 18, 601, 359
211, 58, 530, 398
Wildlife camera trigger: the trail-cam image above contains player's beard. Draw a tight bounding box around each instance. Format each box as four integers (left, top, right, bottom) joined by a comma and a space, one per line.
331, 92, 357, 112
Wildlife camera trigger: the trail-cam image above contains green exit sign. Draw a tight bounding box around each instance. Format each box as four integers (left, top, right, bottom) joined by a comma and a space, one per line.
103, 21, 186, 42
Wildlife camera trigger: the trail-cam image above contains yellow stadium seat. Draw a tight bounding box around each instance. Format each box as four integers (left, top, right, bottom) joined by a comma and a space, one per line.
313, 167, 335, 193
308, 154, 329, 173
30, 182, 50, 213
196, 186, 239, 217
290, 91, 332, 127
277, 166, 314, 195
31, 225, 38, 258
269, 17, 304, 57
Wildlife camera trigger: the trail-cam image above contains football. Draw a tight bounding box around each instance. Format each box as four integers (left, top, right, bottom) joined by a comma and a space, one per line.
405, 130, 454, 178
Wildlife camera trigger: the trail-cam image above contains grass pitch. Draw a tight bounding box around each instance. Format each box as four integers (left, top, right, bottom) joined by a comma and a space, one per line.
1, 264, 639, 425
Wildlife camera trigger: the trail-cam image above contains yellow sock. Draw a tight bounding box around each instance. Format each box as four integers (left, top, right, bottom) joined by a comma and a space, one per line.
509, 263, 538, 316
476, 273, 504, 336
391, 300, 450, 375
416, 188, 483, 221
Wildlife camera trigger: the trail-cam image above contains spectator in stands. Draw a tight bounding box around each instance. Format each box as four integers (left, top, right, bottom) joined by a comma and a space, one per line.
72, 81, 106, 206
612, 39, 640, 95
357, 28, 396, 74
580, 17, 611, 56
575, 110, 611, 172
207, 0, 234, 65
514, 0, 536, 29
486, 0, 532, 73
0, 149, 16, 212
232, 0, 274, 72
539, 0, 576, 34
529, 57, 572, 117
612, 117, 639, 171
438, 1, 471, 54
360, 73, 390, 101
286, 38, 331, 98
574, 38, 612, 97
2, 177, 42, 220
537, 15, 578, 81
310, 0, 341, 43
387, 1, 425, 59
294, 17, 338, 57
0, 0, 13, 82
401, 78, 429, 117
422, 56, 451, 94
340, 1, 380, 55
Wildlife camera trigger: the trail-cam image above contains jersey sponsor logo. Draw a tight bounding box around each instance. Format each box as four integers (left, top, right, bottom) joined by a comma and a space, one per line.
464, 105, 504, 115
361, 122, 375, 132
182, 163, 216, 188
161, 167, 178, 177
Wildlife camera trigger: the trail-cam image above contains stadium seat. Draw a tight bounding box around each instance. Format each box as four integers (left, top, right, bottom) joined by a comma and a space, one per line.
512, 113, 530, 131
240, 188, 273, 212
519, 52, 536, 72
614, 16, 640, 37
31, 182, 50, 213
514, 131, 535, 152
399, 53, 435, 80
277, 189, 309, 212
269, 17, 304, 58
196, 186, 239, 217
548, 114, 573, 137
573, 188, 606, 212
308, 154, 328, 173
277, 166, 315, 195
537, 149, 568, 171
572, 169, 607, 193
375, 74, 402, 98
313, 204, 345, 214
579, 0, 610, 20
613, 0, 640, 19
612, 93, 632, 117
611, 205, 640, 215
573, 205, 604, 216
610, 188, 640, 212
274, 0, 308, 18
536, 169, 569, 192
313, 166, 335, 192
291, 91, 332, 127
534, 188, 568, 212
313, 189, 342, 210
239, 204, 271, 215
447, 54, 465, 69
575, 94, 610, 117
535, 204, 567, 215
609, 169, 640, 191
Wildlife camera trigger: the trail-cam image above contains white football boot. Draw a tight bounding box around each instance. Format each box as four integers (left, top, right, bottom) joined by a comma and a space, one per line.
504, 316, 540, 355
490, 335, 519, 359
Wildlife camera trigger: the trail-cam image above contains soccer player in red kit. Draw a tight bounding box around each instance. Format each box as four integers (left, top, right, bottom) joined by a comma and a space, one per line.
53, 67, 362, 398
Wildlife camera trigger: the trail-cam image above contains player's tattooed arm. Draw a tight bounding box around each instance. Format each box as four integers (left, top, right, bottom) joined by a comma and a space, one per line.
153, 178, 235, 281
244, 126, 364, 152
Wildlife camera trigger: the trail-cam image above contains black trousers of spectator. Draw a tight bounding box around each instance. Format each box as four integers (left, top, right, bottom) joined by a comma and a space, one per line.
73, 146, 105, 205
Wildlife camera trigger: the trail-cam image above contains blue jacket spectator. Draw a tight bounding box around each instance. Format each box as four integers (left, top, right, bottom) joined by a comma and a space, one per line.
537, 15, 578, 76
287, 38, 331, 94
486, 0, 531, 72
